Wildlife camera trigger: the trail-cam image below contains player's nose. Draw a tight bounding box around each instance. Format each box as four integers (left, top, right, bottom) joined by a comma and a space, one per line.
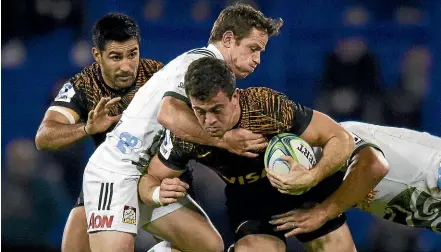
119, 59, 133, 73
253, 53, 261, 65
205, 113, 217, 125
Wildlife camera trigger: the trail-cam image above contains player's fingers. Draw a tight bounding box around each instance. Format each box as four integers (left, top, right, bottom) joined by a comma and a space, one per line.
265, 174, 285, 188
278, 188, 291, 194
284, 227, 307, 237
164, 177, 189, 189
271, 210, 295, 219
239, 129, 264, 140
160, 190, 186, 199
95, 97, 110, 112
160, 197, 178, 205
273, 222, 296, 232
265, 168, 284, 184
88, 110, 94, 121
103, 108, 110, 115
268, 178, 282, 189
269, 216, 290, 225
246, 137, 267, 145
240, 151, 259, 158
245, 141, 268, 151
105, 97, 121, 107
162, 184, 187, 193
109, 114, 122, 123
280, 155, 297, 166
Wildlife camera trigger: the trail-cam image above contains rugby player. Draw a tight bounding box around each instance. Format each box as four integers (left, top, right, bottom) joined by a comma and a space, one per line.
82, 4, 284, 252
140, 57, 356, 252
268, 121, 441, 236
35, 13, 163, 252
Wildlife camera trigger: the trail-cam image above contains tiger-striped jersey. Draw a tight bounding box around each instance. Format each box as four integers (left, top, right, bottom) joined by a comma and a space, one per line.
50, 58, 163, 146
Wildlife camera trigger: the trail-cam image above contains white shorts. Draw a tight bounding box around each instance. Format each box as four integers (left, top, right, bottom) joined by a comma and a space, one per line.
83, 163, 190, 234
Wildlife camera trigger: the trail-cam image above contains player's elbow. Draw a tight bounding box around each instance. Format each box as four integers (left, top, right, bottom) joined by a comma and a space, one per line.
35, 125, 57, 150
35, 128, 47, 150
363, 148, 389, 182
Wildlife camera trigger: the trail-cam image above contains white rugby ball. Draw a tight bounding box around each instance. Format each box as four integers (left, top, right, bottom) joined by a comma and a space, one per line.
264, 133, 317, 175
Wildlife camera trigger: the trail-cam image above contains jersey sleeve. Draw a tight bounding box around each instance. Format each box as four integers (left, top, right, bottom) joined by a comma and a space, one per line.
163, 75, 190, 105
268, 88, 313, 136
347, 131, 384, 167
50, 81, 86, 119
289, 101, 313, 136
157, 130, 192, 171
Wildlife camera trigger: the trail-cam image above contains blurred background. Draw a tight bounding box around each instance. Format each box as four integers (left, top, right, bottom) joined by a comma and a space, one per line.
2, 0, 441, 251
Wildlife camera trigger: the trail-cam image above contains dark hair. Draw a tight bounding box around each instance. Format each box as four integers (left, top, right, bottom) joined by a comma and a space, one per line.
92, 13, 140, 51
184, 57, 236, 101
208, 3, 283, 43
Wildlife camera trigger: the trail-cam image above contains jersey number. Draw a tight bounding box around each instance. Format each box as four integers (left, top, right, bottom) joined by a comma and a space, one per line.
116, 132, 142, 154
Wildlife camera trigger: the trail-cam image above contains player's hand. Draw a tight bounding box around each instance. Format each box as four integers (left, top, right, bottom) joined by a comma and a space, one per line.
85, 97, 122, 135
218, 128, 268, 158
269, 204, 328, 238
158, 178, 189, 205
265, 155, 317, 195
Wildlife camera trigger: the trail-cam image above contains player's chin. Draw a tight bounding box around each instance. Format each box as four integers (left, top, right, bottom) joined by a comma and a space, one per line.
235, 71, 251, 79
116, 79, 134, 88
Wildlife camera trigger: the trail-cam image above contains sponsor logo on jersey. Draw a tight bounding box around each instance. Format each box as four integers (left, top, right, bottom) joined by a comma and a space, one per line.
55, 82, 75, 102
88, 213, 114, 229
160, 131, 173, 159
122, 205, 137, 225
222, 169, 267, 185
178, 81, 185, 89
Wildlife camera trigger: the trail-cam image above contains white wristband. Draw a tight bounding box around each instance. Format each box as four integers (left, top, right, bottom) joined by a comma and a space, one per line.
152, 186, 162, 206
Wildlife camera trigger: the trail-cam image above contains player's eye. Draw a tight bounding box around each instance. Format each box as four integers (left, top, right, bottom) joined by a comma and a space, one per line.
212, 109, 222, 114
128, 52, 137, 59
195, 109, 205, 116
250, 47, 257, 52
111, 55, 121, 61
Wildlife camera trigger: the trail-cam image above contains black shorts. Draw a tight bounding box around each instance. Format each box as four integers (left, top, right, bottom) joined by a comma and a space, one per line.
72, 166, 196, 208
226, 171, 346, 243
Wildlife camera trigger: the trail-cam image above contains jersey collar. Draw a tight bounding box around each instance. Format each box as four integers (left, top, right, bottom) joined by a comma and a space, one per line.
207, 44, 224, 60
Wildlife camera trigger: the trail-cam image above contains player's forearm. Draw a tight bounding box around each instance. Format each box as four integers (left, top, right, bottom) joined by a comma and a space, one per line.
320, 150, 388, 220
311, 133, 353, 185
35, 121, 87, 150
138, 174, 162, 206
158, 97, 219, 146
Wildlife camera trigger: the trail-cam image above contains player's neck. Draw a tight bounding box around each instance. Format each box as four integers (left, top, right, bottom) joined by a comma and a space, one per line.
100, 71, 121, 90
211, 42, 229, 62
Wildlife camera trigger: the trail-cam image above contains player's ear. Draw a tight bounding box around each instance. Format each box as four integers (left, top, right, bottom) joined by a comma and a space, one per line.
92, 47, 101, 63
232, 88, 240, 104
222, 31, 234, 48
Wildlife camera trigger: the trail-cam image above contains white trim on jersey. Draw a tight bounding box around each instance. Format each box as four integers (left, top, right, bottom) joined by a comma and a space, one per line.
48, 106, 76, 124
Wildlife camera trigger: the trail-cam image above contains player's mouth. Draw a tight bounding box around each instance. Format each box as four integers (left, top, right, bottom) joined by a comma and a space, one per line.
118, 76, 132, 81
206, 127, 220, 134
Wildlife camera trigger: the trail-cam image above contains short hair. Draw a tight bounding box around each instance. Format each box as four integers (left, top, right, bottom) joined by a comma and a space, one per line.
184, 57, 236, 101
92, 13, 140, 51
208, 3, 283, 43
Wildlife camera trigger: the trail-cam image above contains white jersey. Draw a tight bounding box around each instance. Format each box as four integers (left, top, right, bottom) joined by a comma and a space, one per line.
88, 44, 224, 175
341, 121, 441, 232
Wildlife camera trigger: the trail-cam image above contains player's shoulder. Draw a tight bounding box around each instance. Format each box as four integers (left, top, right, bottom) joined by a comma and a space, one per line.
139, 58, 164, 71
69, 62, 101, 91
241, 87, 288, 100
240, 87, 293, 111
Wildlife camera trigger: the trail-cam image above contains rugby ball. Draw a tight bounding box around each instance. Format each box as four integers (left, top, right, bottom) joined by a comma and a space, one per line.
264, 133, 317, 175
